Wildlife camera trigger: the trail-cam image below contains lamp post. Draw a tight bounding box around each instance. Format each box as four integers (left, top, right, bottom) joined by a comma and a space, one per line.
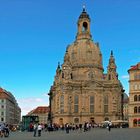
121, 89, 125, 120
48, 87, 53, 125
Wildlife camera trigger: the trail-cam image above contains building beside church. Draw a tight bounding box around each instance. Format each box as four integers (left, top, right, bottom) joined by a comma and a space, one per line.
49, 8, 124, 125
128, 62, 140, 128
27, 106, 49, 124
123, 94, 129, 121
0, 87, 21, 124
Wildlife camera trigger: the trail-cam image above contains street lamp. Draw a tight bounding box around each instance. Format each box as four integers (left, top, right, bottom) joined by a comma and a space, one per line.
121, 89, 125, 120
48, 87, 53, 125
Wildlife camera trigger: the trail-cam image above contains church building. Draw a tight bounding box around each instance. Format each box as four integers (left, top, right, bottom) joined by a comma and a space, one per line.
49, 7, 124, 125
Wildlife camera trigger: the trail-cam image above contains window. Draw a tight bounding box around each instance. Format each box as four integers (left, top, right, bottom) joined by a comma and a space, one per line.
1, 118, 4, 122
138, 106, 140, 113
134, 95, 137, 101
90, 96, 94, 113
60, 95, 64, 114
82, 22, 88, 32
74, 95, 79, 113
1, 105, 4, 109
104, 95, 108, 113
134, 107, 137, 113
62, 73, 64, 78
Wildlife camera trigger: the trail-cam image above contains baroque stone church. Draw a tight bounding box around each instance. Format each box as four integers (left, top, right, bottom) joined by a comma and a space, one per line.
49, 7, 124, 125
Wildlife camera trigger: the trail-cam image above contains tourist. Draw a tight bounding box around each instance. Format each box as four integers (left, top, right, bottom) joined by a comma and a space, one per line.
33, 123, 38, 137
37, 124, 42, 137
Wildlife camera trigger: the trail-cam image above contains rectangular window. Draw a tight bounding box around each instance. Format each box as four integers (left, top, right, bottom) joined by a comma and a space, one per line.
90, 96, 94, 113
104, 95, 108, 113
90, 105, 94, 113
74, 105, 78, 113
74, 95, 79, 113
1, 112, 4, 116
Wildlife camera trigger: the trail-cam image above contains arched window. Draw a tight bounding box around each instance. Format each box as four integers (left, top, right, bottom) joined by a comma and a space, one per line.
82, 22, 88, 32
134, 106, 137, 113
134, 95, 137, 101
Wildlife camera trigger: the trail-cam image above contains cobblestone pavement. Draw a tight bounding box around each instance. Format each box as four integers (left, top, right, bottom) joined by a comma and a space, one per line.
1, 128, 140, 140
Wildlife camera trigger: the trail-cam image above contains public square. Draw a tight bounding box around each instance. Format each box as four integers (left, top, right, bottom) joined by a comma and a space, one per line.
3, 128, 140, 140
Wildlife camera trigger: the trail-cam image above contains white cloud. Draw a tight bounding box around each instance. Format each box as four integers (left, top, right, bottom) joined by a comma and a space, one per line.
121, 75, 129, 79
17, 97, 49, 116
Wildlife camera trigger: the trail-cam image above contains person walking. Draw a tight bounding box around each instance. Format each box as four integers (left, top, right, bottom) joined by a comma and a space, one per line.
65, 123, 69, 134
37, 124, 42, 137
108, 121, 112, 132
33, 123, 38, 137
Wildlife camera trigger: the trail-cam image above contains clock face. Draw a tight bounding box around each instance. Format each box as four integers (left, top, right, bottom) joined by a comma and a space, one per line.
63, 67, 66, 70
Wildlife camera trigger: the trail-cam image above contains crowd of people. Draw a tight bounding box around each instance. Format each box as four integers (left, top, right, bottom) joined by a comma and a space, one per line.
0, 121, 127, 138
30, 121, 96, 137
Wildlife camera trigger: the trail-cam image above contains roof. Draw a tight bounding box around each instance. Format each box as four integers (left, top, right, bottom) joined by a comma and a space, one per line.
27, 106, 50, 115
129, 62, 140, 71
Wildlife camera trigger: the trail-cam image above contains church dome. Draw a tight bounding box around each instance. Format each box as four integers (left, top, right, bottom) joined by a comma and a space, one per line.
67, 40, 103, 71
62, 8, 104, 80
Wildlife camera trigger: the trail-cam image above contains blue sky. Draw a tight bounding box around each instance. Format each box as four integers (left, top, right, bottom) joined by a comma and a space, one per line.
0, 0, 140, 115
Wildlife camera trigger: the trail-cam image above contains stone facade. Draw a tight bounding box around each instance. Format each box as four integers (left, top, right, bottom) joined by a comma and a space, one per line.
123, 98, 129, 121
128, 62, 140, 128
49, 8, 124, 125
0, 87, 21, 124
